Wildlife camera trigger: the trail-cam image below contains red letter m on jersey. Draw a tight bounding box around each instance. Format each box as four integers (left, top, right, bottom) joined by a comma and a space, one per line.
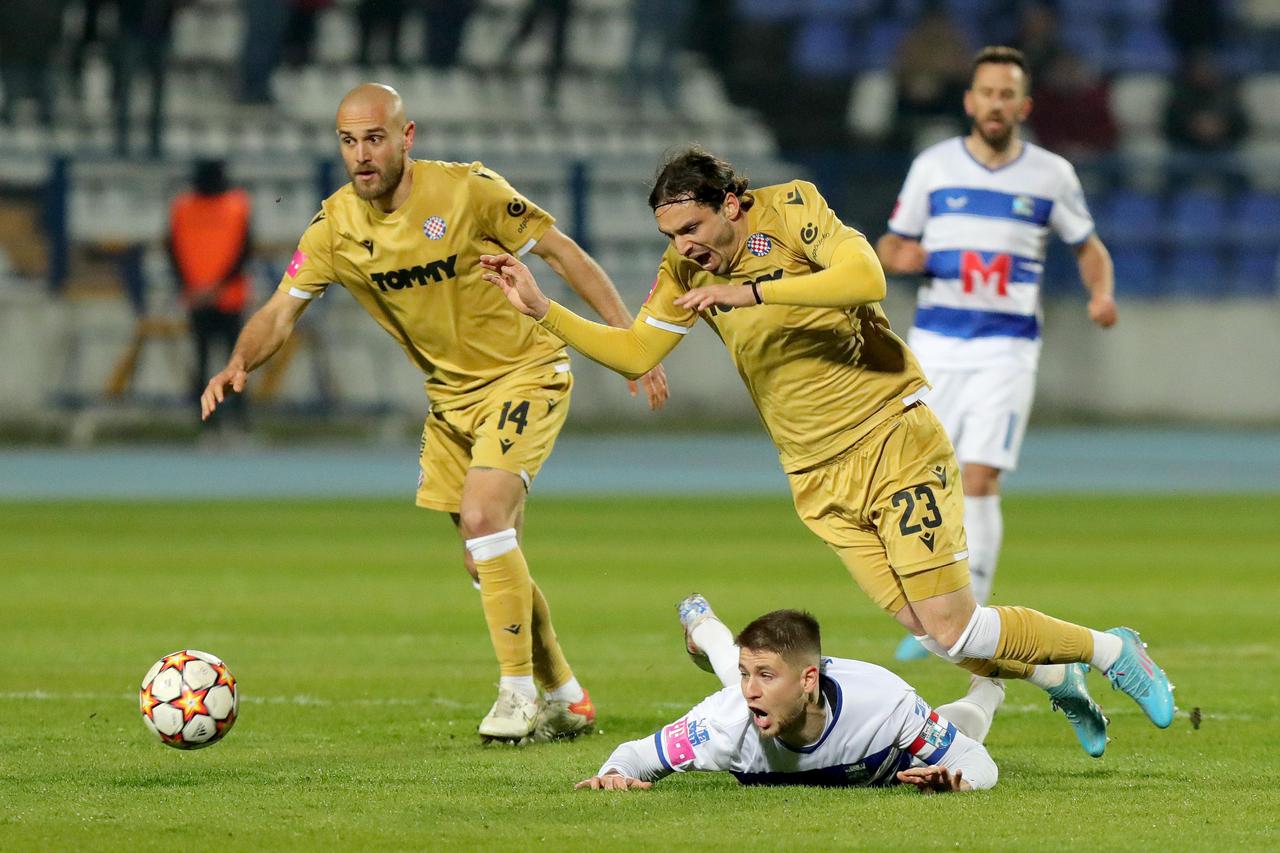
960, 251, 1011, 296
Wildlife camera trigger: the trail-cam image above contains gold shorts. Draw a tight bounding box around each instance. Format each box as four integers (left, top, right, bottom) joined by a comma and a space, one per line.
788, 403, 971, 616
415, 364, 573, 513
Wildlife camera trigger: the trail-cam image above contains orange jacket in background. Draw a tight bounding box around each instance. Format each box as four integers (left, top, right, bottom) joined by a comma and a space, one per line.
170, 189, 252, 314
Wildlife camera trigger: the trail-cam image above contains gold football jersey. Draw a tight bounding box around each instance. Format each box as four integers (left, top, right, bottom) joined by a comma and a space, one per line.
640, 181, 929, 472
277, 159, 568, 410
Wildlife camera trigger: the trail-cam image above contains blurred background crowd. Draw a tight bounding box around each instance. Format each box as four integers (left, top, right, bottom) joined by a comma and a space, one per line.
0, 0, 1276, 445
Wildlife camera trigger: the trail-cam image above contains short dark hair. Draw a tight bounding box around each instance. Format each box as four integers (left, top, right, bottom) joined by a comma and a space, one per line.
971, 45, 1031, 93
648, 145, 752, 212
735, 610, 821, 664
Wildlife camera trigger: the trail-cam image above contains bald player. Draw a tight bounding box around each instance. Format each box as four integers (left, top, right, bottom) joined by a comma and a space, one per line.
201, 83, 669, 743
481, 146, 1177, 757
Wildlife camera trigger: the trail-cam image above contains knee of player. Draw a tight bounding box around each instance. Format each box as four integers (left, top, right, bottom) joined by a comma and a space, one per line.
457, 505, 511, 539
923, 616, 970, 651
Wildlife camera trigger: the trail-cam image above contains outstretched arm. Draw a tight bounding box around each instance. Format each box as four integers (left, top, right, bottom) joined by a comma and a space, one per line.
672, 238, 888, 313
573, 736, 672, 791
531, 228, 669, 409
200, 290, 309, 420
482, 253, 683, 381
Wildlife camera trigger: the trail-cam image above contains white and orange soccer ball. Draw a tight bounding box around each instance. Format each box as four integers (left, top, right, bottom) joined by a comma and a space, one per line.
139, 649, 239, 749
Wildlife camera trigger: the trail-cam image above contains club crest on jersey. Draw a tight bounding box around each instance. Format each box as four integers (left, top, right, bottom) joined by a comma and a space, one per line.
422, 216, 447, 240
1012, 195, 1035, 218
746, 232, 772, 257
687, 718, 711, 747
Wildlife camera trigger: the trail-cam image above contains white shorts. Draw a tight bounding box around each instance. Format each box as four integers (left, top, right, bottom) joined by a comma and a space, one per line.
921, 365, 1036, 471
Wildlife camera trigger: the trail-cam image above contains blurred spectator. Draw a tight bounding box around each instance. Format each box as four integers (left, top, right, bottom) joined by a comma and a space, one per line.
892, 2, 972, 147
627, 0, 692, 111
0, 0, 64, 125
501, 0, 571, 107
422, 0, 478, 70
1014, 2, 1062, 82
1030, 50, 1117, 157
356, 0, 407, 67
112, 0, 178, 156
168, 160, 252, 426
1163, 50, 1249, 153
238, 0, 289, 104
282, 0, 334, 68
1164, 0, 1227, 60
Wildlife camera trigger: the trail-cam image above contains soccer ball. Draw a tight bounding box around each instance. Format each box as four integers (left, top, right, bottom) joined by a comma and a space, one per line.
139, 649, 239, 749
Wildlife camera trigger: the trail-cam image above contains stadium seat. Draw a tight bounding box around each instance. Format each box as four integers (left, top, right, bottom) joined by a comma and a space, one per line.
1241, 74, 1280, 133
1231, 249, 1279, 296
1098, 190, 1163, 246
1166, 190, 1229, 247
847, 71, 895, 139
738, 0, 804, 22
1229, 192, 1280, 247
1059, 22, 1109, 72
791, 17, 853, 79
1166, 249, 1227, 297
1111, 247, 1163, 297
860, 22, 907, 71
1115, 0, 1167, 20
1109, 74, 1171, 138
1111, 24, 1177, 74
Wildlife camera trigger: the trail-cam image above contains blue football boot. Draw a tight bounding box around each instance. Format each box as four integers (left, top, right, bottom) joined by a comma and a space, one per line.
1047, 663, 1109, 757
1104, 627, 1176, 728
894, 634, 932, 661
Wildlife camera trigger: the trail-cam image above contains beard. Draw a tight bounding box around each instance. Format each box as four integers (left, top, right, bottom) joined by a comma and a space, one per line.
759, 701, 807, 740
350, 154, 405, 201
975, 116, 1015, 151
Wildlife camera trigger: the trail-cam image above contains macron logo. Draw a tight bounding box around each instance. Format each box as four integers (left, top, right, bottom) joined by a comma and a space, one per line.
945, 195, 968, 210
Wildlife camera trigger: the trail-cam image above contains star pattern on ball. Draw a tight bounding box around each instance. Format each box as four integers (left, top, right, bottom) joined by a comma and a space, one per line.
213, 662, 236, 690
138, 685, 161, 719
160, 651, 197, 673
173, 685, 211, 723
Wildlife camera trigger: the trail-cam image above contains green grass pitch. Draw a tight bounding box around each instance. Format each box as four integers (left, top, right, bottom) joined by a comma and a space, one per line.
1, 494, 1276, 850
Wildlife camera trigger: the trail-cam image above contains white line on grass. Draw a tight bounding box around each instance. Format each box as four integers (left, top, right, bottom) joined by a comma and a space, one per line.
0, 691, 1242, 723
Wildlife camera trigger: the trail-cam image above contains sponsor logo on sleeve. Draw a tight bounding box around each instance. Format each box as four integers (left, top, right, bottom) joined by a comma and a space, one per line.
800, 222, 819, 244
661, 718, 698, 766
286, 250, 307, 278
507, 198, 527, 217
687, 718, 711, 747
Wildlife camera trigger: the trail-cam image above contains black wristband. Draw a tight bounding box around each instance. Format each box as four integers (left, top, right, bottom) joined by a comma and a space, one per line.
749, 281, 763, 304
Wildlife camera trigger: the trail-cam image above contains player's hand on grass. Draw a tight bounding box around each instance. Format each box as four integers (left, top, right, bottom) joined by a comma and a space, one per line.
674, 283, 759, 313
896, 766, 970, 793
574, 772, 653, 792
630, 364, 669, 411
200, 362, 248, 421
481, 253, 551, 320
1088, 293, 1117, 328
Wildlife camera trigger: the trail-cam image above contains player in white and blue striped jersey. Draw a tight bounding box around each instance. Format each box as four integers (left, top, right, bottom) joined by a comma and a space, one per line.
876, 48, 1118, 723
575, 599, 1001, 793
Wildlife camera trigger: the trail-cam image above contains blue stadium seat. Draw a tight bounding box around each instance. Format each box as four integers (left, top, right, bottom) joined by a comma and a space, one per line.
1167, 190, 1228, 247
1098, 190, 1163, 246
738, 0, 803, 23
942, 0, 994, 19
1231, 249, 1279, 296
804, 0, 876, 18
1111, 248, 1164, 297
791, 17, 853, 78
1115, 0, 1168, 20
1112, 24, 1177, 74
1166, 249, 1227, 297
1229, 192, 1280, 247
860, 21, 907, 70
1060, 22, 1110, 72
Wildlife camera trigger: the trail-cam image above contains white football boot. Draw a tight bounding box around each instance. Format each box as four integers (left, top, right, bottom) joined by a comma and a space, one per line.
478, 685, 541, 742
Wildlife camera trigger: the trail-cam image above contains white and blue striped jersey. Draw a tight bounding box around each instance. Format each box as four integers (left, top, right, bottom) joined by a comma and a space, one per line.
888, 137, 1095, 370
597, 657, 996, 789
